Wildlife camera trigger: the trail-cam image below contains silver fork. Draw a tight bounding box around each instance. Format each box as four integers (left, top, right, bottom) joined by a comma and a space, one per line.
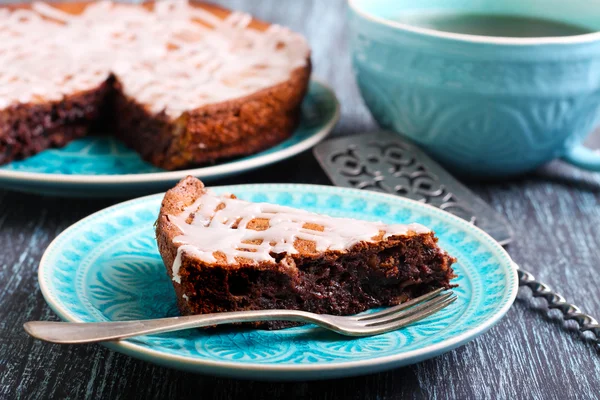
23, 289, 456, 344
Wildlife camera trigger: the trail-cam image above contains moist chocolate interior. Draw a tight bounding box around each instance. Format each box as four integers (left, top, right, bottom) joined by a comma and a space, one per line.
0, 76, 178, 166
181, 234, 455, 330
0, 78, 114, 165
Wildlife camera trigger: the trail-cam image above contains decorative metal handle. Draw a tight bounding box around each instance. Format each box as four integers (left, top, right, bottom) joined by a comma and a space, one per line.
517, 265, 600, 352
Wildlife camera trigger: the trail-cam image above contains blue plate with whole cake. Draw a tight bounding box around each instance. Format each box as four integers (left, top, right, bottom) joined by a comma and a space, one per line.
38, 183, 518, 380
0, 2, 338, 197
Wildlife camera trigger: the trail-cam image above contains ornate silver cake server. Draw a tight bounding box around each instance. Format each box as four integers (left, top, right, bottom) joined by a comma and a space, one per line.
313, 131, 513, 245
314, 131, 599, 352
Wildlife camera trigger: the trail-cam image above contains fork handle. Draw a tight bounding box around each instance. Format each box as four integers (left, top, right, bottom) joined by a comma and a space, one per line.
23, 310, 329, 344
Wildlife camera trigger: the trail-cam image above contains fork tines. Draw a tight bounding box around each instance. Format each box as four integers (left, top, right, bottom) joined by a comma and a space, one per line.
351, 288, 457, 335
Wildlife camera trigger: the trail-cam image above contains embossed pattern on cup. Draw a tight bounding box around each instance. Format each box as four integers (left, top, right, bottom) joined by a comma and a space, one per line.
349, 0, 600, 177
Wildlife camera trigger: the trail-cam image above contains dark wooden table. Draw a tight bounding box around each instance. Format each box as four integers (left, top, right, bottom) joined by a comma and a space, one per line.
2, 1, 600, 399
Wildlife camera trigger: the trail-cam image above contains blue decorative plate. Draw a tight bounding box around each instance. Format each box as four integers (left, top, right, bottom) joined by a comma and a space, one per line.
0, 80, 339, 197
38, 185, 518, 380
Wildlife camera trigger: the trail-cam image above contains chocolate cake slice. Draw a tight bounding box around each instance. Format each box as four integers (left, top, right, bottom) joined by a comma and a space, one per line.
156, 177, 456, 329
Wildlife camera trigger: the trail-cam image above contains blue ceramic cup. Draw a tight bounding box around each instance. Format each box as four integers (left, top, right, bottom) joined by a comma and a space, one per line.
348, 0, 600, 177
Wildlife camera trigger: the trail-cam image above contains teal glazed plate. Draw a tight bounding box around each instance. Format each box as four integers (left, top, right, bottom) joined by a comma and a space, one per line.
38, 185, 518, 380
0, 80, 339, 197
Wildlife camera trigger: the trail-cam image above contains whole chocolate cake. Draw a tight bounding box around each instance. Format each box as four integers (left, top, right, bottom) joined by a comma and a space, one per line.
0, 1, 311, 169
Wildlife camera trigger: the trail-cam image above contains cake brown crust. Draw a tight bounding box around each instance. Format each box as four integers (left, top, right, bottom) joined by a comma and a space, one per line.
115, 63, 311, 170
156, 176, 457, 329
0, 1, 311, 169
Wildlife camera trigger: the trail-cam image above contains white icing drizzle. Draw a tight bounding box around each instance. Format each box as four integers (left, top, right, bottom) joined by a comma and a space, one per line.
169, 190, 430, 282
172, 246, 185, 284
0, 1, 309, 117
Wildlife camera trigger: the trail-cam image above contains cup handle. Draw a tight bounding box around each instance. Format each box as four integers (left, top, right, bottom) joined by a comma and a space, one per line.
562, 144, 600, 172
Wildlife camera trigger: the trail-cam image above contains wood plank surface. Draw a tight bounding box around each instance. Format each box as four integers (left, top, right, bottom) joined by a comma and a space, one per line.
1, 1, 599, 399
